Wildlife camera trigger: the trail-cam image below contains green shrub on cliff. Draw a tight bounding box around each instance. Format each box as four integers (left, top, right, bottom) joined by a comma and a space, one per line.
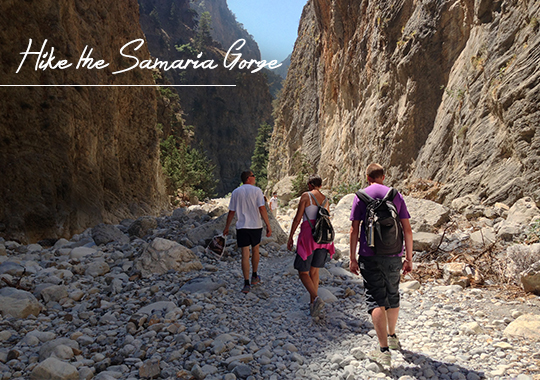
250, 122, 273, 191
160, 135, 217, 201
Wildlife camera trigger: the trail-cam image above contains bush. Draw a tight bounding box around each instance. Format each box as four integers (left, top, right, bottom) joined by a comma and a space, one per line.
503, 243, 540, 284
160, 135, 217, 201
526, 219, 540, 244
331, 181, 361, 204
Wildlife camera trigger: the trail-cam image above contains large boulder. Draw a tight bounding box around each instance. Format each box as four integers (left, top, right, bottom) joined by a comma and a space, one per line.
497, 197, 540, 241
0, 261, 25, 276
521, 261, 540, 295
504, 314, 540, 341
469, 227, 496, 246
85, 261, 110, 277
403, 196, 450, 231
0, 288, 41, 318
40, 285, 68, 303
91, 223, 129, 246
30, 357, 78, 380
271, 176, 296, 205
127, 216, 158, 238
413, 232, 441, 251
135, 238, 202, 277
187, 213, 235, 244
450, 194, 481, 212
39, 338, 80, 361
180, 277, 226, 293
332, 194, 356, 233
505, 197, 539, 225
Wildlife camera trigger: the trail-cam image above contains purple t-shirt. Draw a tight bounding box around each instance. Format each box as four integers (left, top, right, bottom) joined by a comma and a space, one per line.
349, 183, 410, 257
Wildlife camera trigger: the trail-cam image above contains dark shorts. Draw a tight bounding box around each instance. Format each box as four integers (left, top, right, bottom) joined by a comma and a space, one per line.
294, 248, 329, 272
359, 255, 402, 313
237, 228, 262, 248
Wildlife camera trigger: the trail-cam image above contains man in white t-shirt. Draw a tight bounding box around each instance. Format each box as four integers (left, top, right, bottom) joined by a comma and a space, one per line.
224, 170, 272, 293
269, 192, 279, 217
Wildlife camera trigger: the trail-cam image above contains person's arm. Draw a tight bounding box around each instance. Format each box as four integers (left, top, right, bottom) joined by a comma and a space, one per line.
287, 194, 308, 251
259, 205, 272, 237
349, 220, 360, 275
401, 218, 413, 274
223, 210, 235, 236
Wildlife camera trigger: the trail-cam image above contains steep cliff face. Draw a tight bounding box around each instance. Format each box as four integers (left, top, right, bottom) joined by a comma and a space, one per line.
269, 0, 540, 206
190, 0, 261, 61
139, 0, 273, 195
0, 0, 167, 243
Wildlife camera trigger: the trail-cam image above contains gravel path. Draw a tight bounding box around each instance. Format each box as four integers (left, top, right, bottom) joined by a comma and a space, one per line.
1, 234, 540, 379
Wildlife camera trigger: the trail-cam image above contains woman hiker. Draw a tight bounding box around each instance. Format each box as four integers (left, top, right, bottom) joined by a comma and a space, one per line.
287, 175, 335, 317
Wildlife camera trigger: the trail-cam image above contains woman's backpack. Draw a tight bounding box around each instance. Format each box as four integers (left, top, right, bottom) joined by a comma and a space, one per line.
355, 188, 403, 255
305, 192, 334, 244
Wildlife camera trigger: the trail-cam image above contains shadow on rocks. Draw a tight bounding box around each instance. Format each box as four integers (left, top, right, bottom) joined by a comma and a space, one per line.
388, 349, 486, 379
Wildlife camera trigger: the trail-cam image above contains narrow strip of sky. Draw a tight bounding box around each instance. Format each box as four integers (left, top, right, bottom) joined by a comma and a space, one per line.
226, 0, 307, 63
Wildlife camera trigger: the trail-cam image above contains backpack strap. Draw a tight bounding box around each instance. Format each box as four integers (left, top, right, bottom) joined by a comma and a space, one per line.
382, 188, 398, 202
304, 192, 327, 230
355, 190, 375, 205
304, 193, 317, 230
308, 191, 327, 208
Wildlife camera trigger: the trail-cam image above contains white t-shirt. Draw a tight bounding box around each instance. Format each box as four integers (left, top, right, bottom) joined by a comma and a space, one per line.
229, 184, 265, 229
269, 196, 279, 211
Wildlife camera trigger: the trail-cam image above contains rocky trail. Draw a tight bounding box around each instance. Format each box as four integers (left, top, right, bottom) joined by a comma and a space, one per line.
1, 195, 540, 380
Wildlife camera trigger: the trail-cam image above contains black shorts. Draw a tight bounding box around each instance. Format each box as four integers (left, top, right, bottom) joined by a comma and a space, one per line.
359, 255, 402, 313
294, 248, 329, 272
237, 228, 262, 248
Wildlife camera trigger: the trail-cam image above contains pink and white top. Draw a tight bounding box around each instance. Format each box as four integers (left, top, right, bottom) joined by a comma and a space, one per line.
296, 192, 335, 261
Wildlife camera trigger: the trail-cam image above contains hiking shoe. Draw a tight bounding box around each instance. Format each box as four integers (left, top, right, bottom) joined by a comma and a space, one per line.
388, 335, 401, 350
241, 284, 251, 294
310, 296, 325, 317
368, 349, 391, 367
251, 275, 261, 286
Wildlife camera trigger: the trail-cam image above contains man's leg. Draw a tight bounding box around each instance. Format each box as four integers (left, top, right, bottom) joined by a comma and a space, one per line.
241, 246, 251, 281
298, 272, 317, 302
371, 306, 389, 348
251, 244, 260, 275
386, 307, 399, 335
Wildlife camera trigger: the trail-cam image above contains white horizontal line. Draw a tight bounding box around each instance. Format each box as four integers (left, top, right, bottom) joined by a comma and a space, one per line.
0, 84, 236, 87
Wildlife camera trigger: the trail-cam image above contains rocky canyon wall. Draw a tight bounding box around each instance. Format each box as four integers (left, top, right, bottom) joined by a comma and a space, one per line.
269, 0, 540, 206
0, 0, 167, 243
138, 0, 273, 195
190, 0, 262, 61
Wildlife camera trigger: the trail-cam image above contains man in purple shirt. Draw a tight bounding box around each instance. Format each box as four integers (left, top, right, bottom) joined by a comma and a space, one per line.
349, 163, 413, 368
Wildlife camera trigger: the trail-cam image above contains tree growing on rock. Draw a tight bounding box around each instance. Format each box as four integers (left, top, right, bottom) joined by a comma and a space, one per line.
250, 122, 273, 191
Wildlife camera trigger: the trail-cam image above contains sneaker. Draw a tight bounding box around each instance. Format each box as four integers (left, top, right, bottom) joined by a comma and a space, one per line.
241, 284, 251, 294
388, 335, 401, 350
368, 349, 391, 367
310, 296, 325, 317
251, 275, 261, 286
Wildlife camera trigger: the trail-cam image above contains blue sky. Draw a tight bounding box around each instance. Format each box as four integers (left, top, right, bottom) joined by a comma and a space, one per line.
226, 0, 308, 63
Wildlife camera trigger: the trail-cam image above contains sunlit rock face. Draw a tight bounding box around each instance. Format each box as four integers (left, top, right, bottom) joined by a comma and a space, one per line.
269, 0, 540, 206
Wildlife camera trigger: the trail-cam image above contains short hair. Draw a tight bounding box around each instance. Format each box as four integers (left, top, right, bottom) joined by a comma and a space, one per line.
307, 174, 322, 188
273, 192, 277, 196
366, 163, 384, 180
241, 170, 253, 184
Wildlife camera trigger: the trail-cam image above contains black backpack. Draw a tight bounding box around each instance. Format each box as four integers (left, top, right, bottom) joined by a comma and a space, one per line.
355, 188, 403, 255
305, 192, 334, 244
